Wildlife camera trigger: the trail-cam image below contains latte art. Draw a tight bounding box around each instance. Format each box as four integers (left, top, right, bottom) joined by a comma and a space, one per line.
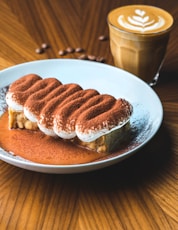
108, 5, 173, 34
118, 9, 165, 33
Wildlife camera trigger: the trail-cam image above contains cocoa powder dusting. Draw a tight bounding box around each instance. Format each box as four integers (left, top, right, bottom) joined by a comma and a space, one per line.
0, 112, 107, 165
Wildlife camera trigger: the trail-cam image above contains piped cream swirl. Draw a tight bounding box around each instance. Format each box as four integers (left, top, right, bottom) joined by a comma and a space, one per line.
6, 74, 133, 142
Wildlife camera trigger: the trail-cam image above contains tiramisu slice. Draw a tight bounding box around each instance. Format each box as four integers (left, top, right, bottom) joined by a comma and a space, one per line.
6, 74, 133, 153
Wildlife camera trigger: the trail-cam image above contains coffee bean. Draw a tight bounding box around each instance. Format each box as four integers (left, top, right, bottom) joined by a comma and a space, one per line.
75, 47, 84, 53
66, 47, 75, 53
88, 55, 96, 61
96, 56, 105, 63
41, 43, 49, 49
98, 35, 108, 41
35, 48, 44, 54
78, 54, 88, 60
58, 50, 66, 56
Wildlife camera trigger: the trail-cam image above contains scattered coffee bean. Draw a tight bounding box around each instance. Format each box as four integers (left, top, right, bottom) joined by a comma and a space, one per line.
98, 35, 108, 41
88, 55, 96, 61
78, 54, 88, 60
35, 48, 44, 54
75, 47, 84, 53
78, 54, 106, 63
66, 47, 75, 53
58, 50, 67, 56
96, 56, 105, 63
36, 41, 106, 62
41, 43, 49, 49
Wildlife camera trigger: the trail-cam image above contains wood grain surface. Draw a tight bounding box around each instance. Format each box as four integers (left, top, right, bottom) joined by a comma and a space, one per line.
0, 0, 178, 229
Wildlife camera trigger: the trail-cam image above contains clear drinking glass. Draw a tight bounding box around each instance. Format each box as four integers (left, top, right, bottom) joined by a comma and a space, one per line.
108, 5, 174, 86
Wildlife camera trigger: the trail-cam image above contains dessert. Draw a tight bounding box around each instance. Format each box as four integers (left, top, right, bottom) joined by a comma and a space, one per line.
6, 74, 133, 153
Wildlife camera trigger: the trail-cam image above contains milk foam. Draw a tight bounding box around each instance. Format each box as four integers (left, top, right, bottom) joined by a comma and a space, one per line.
108, 5, 173, 34
117, 9, 165, 33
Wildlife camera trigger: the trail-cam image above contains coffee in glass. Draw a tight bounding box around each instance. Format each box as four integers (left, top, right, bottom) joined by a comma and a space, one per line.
108, 5, 174, 85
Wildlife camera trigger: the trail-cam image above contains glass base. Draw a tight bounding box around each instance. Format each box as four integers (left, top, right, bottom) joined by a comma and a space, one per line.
149, 72, 159, 87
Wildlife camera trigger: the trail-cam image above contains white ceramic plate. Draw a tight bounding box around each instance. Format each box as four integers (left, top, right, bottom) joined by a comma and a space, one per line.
0, 59, 163, 173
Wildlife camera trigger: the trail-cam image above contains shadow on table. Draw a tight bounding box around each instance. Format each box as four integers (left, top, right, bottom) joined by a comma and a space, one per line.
74, 123, 174, 190
158, 69, 178, 85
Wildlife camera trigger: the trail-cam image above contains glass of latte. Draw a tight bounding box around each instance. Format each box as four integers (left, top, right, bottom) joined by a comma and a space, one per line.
108, 5, 174, 86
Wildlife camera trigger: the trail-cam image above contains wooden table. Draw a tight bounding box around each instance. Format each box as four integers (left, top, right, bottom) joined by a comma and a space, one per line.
0, 1, 177, 229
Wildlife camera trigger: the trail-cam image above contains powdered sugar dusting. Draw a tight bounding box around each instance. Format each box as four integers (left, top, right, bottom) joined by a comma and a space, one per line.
0, 87, 8, 117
